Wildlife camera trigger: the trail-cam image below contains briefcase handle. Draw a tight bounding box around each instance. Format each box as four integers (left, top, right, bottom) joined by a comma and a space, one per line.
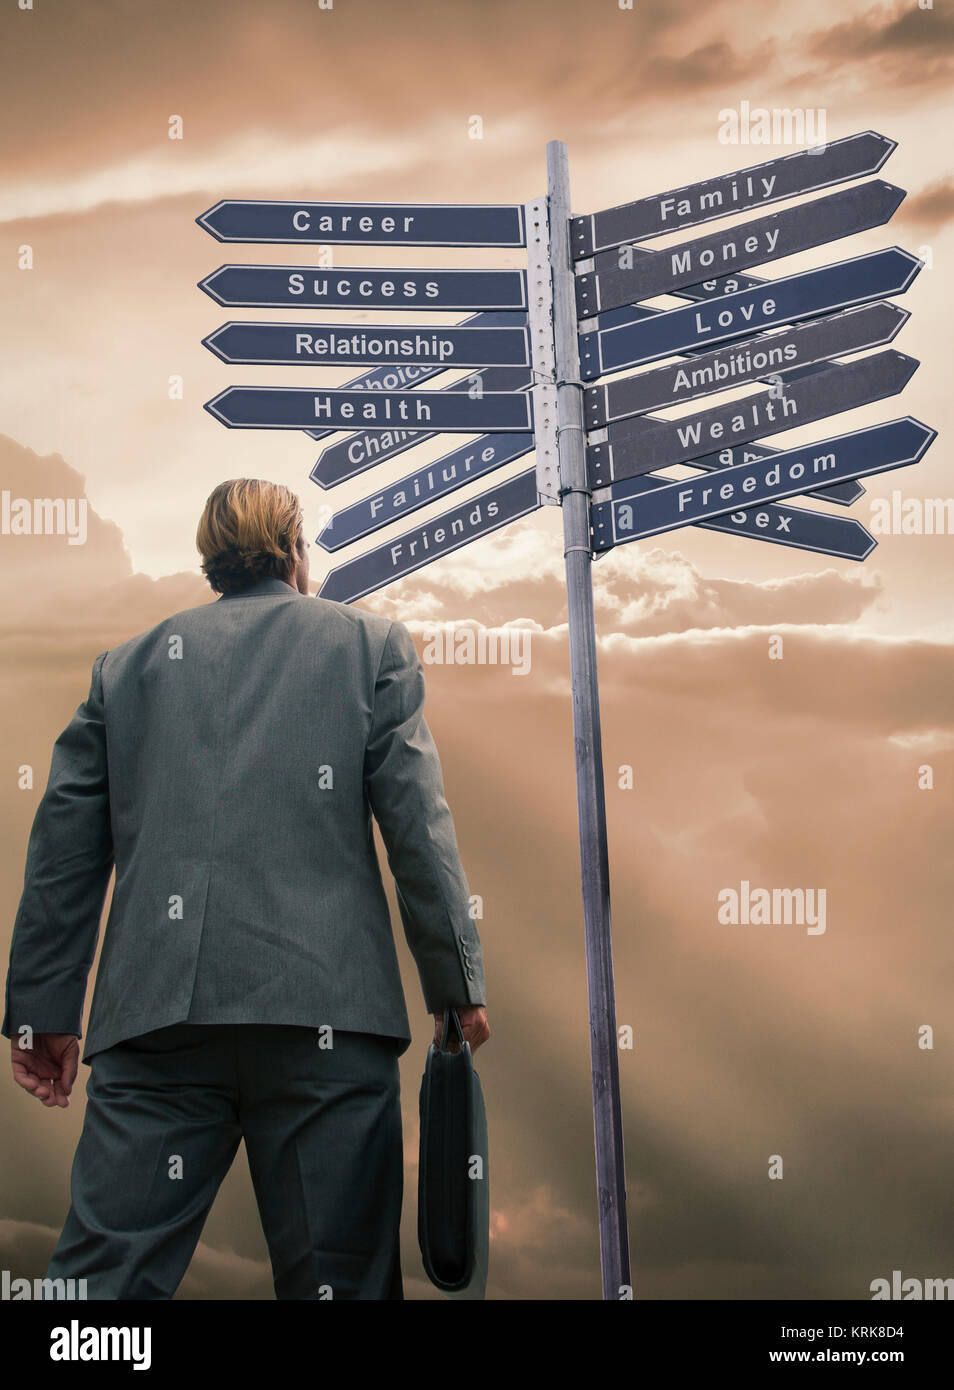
437, 1008, 466, 1054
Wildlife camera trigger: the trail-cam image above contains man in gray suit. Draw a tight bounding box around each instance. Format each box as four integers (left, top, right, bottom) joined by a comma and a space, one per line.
3, 477, 489, 1300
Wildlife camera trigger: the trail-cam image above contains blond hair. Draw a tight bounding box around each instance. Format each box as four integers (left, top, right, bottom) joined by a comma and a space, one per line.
196, 479, 304, 595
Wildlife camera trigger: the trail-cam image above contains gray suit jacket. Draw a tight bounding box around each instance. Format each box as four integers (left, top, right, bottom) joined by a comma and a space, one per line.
2, 576, 486, 1063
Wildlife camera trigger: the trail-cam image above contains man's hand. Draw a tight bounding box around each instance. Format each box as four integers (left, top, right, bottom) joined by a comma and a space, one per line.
433, 1005, 489, 1054
10, 1033, 79, 1108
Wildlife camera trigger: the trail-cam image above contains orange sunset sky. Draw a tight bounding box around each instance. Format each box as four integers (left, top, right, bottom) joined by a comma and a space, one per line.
1, 0, 952, 1299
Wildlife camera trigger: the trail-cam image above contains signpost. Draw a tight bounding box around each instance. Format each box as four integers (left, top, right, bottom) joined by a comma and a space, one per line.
203, 320, 532, 369
571, 130, 896, 255
310, 366, 533, 485
317, 434, 532, 551
305, 250, 897, 496
586, 350, 918, 487
204, 384, 534, 433
306, 311, 529, 442
599, 471, 877, 561
198, 129, 935, 1302
325, 294, 895, 519
577, 180, 904, 314
584, 302, 909, 427
547, 144, 632, 1301
601, 436, 864, 514
579, 247, 922, 376
199, 264, 528, 311
197, 199, 525, 247
318, 468, 540, 603
591, 418, 935, 547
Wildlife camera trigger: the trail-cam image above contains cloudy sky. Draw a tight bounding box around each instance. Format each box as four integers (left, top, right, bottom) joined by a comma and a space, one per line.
1, 0, 952, 1300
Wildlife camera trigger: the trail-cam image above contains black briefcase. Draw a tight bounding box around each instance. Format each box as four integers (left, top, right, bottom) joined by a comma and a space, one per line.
417, 1008, 489, 1298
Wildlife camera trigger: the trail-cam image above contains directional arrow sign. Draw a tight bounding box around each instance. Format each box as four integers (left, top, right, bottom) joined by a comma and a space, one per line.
308, 250, 881, 499
318, 434, 532, 551
318, 468, 540, 604
311, 366, 532, 485
204, 385, 533, 433
593, 470, 876, 561
585, 255, 870, 505
584, 302, 909, 425
306, 310, 527, 442
199, 265, 528, 312
598, 431, 872, 518
587, 350, 918, 487
197, 200, 525, 248
591, 418, 935, 546
578, 180, 905, 315
586, 279, 888, 505
571, 130, 896, 257
203, 320, 531, 369
580, 247, 922, 378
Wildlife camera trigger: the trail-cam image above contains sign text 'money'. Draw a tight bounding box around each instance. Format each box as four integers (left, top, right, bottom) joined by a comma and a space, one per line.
577, 179, 905, 315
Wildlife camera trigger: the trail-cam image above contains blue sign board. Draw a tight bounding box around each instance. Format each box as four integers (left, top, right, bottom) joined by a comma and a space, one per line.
306, 311, 527, 442
203, 320, 531, 369
580, 247, 922, 377
592, 418, 935, 546
587, 350, 918, 486
311, 366, 533, 484
593, 470, 876, 560
318, 434, 532, 551
205, 385, 533, 433
584, 302, 909, 419
318, 468, 540, 604
571, 130, 896, 257
672, 439, 865, 508
583, 255, 872, 506
199, 264, 528, 311
578, 180, 904, 315
197, 200, 526, 247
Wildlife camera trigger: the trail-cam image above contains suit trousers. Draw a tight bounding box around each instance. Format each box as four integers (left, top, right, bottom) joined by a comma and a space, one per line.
45, 1022, 405, 1300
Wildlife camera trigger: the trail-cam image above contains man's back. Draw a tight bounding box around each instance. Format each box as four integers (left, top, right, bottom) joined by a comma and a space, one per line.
3, 479, 488, 1301
4, 576, 487, 1064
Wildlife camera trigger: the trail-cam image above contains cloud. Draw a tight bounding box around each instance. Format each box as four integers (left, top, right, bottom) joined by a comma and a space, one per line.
807, 3, 954, 88
0, 129, 431, 226
897, 177, 954, 232
359, 511, 885, 637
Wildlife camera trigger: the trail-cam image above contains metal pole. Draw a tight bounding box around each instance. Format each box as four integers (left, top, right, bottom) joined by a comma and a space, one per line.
546, 140, 631, 1298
